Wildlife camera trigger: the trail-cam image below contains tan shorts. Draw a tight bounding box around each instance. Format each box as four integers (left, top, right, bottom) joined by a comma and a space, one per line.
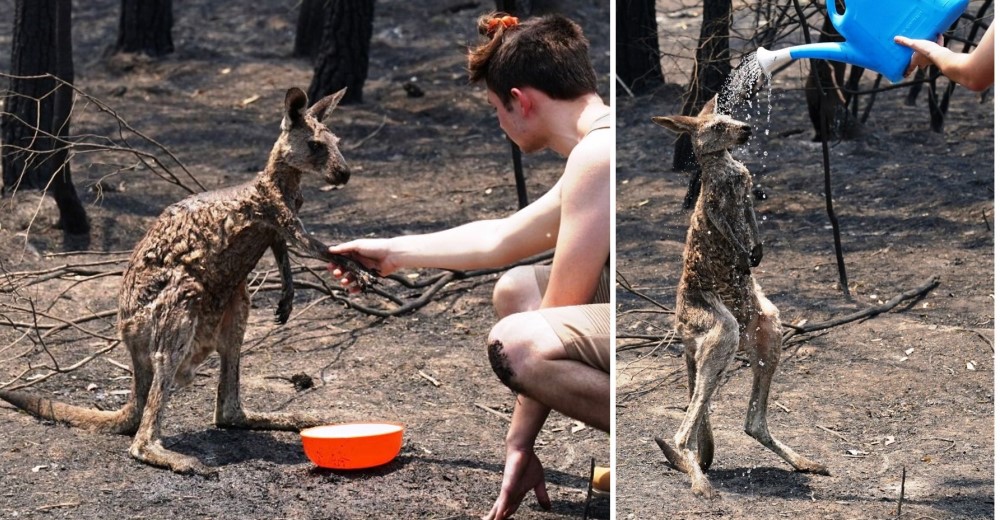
531, 266, 610, 373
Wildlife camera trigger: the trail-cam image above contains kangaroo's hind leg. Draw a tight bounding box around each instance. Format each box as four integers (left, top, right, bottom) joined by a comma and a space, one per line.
214, 281, 323, 431
685, 349, 715, 472
127, 298, 214, 476
656, 292, 739, 498
743, 280, 828, 475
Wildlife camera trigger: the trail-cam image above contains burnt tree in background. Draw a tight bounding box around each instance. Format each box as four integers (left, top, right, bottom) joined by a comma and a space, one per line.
307, 0, 375, 105
294, 0, 326, 59
805, 0, 863, 142
616, 0, 664, 95
674, 0, 732, 208
495, 0, 533, 15
116, 0, 174, 56
2, 0, 89, 235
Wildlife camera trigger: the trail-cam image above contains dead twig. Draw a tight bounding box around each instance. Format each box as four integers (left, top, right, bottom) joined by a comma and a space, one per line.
897, 466, 906, 516
616, 271, 673, 314
104, 357, 132, 373
35, 501, 81, 512
1, 341, 120, 391
816, 424, 852, 444
418, 370, 441, 387
474, 403, 511, 423
344, 113, 388, 151
959, 328, 993, 352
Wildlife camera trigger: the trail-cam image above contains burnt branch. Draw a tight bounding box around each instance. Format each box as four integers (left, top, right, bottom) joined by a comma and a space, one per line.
615, 271, 939, 354
0, 251, 554, 388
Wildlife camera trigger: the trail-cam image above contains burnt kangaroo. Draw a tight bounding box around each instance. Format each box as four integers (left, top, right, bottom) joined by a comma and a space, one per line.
0, 87, 374, 476
651, 96, 828, 498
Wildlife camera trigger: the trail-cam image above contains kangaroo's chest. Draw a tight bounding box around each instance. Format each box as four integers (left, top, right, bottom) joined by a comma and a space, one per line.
121, 192, 280, 314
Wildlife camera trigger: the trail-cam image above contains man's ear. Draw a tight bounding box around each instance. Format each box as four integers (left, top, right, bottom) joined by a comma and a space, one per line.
509, 87, 531, 116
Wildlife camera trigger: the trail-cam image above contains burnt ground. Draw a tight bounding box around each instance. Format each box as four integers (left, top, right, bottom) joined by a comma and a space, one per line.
614, 43, 994, 520
0, 1, 610, 519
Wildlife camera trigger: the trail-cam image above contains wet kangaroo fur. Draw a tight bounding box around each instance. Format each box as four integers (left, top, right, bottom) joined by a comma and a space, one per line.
0, 87, 375, 476
651, 96, 828, 498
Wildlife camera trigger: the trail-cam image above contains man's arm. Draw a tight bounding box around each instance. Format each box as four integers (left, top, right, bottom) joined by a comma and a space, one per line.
895, 22, 995, 92
328, 181, 563, 277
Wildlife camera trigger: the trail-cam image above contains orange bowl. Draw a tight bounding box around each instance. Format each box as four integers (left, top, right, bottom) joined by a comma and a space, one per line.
301, 422, 404, 470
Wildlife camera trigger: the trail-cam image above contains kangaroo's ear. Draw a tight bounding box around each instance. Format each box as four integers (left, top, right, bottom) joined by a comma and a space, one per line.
652, 115, 698, 135
308, 87, 347, 123
281, 87, 309, 131
699, 95, 719, 117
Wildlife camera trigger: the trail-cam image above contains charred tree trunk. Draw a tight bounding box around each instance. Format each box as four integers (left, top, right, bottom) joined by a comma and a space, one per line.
495, 0, 532, 208
495, 0, 533, 15
675, 0, 732, 208
116, 0, 174, 56
307, 0, 375, 105
2, 0, 89, 235
616, 0, 664, 95
805, 0, 861, 142
294, 0, 326, 59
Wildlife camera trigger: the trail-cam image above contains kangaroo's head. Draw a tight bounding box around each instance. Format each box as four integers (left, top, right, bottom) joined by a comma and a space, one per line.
652, 96, 751, 156
275, 87, 351, 185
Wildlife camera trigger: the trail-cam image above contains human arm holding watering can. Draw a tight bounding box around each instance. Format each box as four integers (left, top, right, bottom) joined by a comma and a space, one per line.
895, 21, 994, 91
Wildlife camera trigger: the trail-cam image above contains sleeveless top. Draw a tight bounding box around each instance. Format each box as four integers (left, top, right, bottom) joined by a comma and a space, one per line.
586, 113, 611, 135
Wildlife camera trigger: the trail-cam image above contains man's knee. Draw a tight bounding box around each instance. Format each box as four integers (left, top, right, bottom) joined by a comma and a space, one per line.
492, 266, 541, 318
486, 337, 524, 394
487, 316, 528, 393
486, 313, 562, 394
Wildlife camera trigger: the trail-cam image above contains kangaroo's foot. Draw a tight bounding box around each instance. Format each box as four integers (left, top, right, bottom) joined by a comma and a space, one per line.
793, 456, 830, 475
216, 410, 325, 431
129, 438, 216, 477
745, 422, 830, 476
655, 436, 717, 499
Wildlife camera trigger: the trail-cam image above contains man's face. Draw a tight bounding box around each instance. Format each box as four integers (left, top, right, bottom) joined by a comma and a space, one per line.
487, 89, 543, 153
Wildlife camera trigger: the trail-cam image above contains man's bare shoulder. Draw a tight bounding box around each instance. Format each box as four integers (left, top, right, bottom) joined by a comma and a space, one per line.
565, 128, 611, 178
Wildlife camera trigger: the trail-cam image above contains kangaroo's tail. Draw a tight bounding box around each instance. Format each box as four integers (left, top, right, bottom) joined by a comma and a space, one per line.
0, 389, 141, 435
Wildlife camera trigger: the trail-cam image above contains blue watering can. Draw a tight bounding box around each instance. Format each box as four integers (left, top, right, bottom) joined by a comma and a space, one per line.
756, 0, 969, 82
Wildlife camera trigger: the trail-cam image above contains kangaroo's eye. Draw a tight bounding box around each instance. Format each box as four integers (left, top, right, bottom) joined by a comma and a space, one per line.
308, 140, 323, 154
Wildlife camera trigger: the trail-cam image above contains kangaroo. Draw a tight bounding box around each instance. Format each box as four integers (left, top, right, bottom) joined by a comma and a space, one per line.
651, 96, 828, 498
0, 87, 375, 476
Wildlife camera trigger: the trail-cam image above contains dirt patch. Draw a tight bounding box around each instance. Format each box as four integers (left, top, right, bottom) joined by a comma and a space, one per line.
0, 1, 610, 518
615, 48, 993, 520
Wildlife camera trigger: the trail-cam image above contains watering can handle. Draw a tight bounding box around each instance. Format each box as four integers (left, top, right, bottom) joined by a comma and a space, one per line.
825, 0, 847, 32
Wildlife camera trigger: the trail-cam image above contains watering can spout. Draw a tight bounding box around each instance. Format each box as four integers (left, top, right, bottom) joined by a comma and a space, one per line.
756, 42, 855, 78
755, 47, 792, 78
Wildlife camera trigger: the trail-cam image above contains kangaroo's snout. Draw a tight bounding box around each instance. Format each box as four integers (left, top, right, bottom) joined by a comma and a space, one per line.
326, 164, 350, 186
324, 148, 351, 186
736, 125, 752, 145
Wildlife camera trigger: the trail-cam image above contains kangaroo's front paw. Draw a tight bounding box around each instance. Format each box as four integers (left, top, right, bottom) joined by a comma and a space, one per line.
275, 300, 292, 324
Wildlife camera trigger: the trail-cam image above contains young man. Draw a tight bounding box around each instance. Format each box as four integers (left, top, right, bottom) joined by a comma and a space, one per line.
328, 13, 610, 519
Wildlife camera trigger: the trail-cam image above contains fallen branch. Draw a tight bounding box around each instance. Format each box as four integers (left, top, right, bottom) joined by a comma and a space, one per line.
474, 403, 511, 423
0, 340, 120, 391
783, 276, 939, 341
